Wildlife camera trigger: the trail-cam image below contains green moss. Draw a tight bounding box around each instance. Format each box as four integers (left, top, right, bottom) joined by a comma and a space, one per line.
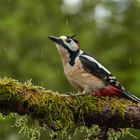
107, 128, 138, 140
0, 77, 137, 140
74, 125, 101, 140
77, 95, 130, 119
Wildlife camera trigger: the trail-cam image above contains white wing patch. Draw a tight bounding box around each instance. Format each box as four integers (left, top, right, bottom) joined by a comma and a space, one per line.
82, 55, 111, 74
59, 35, 79, 51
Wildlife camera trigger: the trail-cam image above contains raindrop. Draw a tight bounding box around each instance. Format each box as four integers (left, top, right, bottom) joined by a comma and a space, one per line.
65, 19, 69, 25
129, 58, 132, 65
29, 21, 33, 27
40, 50, 44, 59
37, 17, 41, 24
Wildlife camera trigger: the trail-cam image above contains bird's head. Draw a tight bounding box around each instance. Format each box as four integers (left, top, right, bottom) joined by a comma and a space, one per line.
48, 35, 80, 56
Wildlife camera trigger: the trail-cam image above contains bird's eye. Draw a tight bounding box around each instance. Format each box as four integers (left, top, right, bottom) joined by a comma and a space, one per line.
66, 39, 72, 43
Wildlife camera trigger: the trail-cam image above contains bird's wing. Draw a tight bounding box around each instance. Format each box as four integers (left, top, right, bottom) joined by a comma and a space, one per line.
79, 53, 125, 90
79, 53, 140, 103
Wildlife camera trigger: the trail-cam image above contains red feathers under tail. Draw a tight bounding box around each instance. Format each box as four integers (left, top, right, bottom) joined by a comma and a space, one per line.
94, 86, 121, 96
93, 86, 140, 103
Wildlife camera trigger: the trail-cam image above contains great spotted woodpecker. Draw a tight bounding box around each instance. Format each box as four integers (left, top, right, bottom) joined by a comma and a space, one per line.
48, 35, 140, 103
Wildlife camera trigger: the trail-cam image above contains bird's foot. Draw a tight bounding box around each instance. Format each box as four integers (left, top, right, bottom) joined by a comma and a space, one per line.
72, 92, 90, 96
68, 92, 90, 104
59, 92, 75, 97
60, 92, 90, 104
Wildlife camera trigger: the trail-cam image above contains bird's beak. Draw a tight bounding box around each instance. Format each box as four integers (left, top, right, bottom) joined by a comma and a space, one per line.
48, 36, 61, 44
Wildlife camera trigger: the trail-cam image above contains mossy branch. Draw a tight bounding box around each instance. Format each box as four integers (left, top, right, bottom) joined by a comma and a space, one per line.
0, 77, 140, 139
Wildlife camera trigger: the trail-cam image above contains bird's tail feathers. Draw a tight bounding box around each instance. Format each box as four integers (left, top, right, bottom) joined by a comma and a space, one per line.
122, 90, 140, 103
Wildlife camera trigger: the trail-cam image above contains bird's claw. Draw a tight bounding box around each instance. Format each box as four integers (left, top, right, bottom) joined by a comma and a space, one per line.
69, 92, 91, 104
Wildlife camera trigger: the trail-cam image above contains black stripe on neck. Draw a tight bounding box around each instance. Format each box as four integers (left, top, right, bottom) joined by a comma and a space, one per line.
69, 49, 79, 66
60, 40, 79, 66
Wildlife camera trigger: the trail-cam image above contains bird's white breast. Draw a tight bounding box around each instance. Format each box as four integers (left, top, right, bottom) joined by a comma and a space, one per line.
63, 57, 105, 92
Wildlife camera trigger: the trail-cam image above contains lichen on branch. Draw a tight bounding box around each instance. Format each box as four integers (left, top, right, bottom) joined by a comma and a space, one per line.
0, 77, 140, 139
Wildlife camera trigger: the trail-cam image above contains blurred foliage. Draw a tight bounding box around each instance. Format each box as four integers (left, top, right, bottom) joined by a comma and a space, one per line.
0, 0, 140, 139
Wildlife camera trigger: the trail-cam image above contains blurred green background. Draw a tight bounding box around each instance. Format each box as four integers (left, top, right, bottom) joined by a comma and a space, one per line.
0, 0, 140, 139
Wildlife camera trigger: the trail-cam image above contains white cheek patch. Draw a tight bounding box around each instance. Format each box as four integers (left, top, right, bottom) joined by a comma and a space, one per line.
70, 42, 78, 51
64, 41, 78, 51
59, 35, 79, 51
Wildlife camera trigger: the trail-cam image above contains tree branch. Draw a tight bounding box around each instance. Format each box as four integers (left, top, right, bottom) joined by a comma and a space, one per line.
0, 77, 140, 139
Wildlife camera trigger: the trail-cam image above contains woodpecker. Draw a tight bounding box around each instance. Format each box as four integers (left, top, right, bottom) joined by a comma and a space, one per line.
48, 35, 140, 103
